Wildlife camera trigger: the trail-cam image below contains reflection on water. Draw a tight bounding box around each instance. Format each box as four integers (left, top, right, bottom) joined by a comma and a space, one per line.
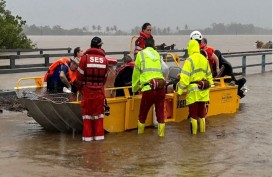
0, 73, 272, 177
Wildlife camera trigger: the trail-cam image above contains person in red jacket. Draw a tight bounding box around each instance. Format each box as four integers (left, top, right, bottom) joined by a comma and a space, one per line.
134, 22, 153, 58
200, 37, 220, 77
75, 36, 109, 141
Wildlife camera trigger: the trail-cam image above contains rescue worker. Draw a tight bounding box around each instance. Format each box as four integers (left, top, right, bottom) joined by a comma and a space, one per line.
190, 31, 220, 77
134, 22, 153, 58
177, 39, 213, 135
75, 36, 109, 141
114, 55, 135, 96
132, 38, 166, 137
44, 54, 80, 93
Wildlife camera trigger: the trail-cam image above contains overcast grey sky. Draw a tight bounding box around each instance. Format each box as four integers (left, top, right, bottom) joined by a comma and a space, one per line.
5, 0, 272, 30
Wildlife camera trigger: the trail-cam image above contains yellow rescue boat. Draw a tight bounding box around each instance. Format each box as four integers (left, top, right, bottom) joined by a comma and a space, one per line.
15, 53, 240, 133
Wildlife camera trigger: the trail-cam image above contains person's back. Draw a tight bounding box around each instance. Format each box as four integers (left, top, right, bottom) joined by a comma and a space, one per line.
177, 39, 213, 135
75, 36, 109, 142
79, 48, 108, 89
177, 40, 213, 102
47, 64, 68, 92
132, 38, 166, 137
45, 57, 72, 93
114, 56, 134, 96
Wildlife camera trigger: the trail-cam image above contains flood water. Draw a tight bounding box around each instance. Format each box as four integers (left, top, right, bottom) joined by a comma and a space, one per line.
0, 71, 271, 177
0, 35, 272, 176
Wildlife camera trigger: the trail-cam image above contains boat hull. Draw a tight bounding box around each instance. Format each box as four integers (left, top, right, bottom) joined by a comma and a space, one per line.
18, 78, 239, 133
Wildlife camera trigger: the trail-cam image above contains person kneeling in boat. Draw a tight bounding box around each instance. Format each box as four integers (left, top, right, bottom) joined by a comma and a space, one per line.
74, 36, 109, 142
177, 39, 213, 135
44, 48, 82, 93
132, 38, 166, 137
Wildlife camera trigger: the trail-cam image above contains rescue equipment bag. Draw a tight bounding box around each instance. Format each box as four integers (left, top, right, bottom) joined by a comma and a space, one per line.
191, 80, 210, 90
149, 79, 166, 90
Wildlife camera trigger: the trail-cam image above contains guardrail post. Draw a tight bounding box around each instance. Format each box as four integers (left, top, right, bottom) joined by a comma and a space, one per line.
123, 51, 129, 57
40, 50, 43, 54
242, 55, 246, 76
44, 54, 50, 67
9, 55, 16, 69
161, 52, 167, 62
68, 48, 72, 53
261, 54, 266, 73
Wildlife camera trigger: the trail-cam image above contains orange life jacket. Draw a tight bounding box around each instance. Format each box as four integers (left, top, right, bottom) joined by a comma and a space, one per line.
44, 57, 76, 83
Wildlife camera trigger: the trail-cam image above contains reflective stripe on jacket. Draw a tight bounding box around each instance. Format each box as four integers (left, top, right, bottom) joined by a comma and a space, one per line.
132, 47, 164, 93
76, 48, 108, 89
177, 40, 214, 105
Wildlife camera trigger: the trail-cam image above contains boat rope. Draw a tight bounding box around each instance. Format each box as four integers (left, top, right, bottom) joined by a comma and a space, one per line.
22, 90, 70, 104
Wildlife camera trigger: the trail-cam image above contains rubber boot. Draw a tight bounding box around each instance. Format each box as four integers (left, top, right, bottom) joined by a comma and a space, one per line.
138, 120, 145, 134
191, 118, 198, 135
158, 123, 165, 137
198, 118, 206, 133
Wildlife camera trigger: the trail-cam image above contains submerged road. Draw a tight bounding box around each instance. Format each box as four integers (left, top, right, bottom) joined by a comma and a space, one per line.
0, 72, 272, 177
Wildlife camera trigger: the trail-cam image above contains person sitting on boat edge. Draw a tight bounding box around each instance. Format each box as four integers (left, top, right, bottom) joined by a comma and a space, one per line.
177, 39, 213, 135
44, 49, 81, 93
132, 38, 166, 137
213, 49, 247, 98
114, 55, 135, 96
199, 36, 247, 98
134, 22, 153, 59
74, 36, 109, 142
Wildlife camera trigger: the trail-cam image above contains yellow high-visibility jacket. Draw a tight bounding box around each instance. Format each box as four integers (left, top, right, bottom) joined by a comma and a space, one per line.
132, 47, 164, 93
177, 40, 214, 105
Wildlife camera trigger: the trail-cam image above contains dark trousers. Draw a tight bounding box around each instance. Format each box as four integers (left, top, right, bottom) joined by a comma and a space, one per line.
139, 88, 165, 124
188, 102, 207, 119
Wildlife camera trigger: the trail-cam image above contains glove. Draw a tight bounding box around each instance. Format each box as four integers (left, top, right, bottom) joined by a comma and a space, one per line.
104, 104, 110, 116
63, 87, 72, 93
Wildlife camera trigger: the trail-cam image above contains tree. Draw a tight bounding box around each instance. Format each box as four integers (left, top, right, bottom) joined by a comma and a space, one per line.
106, 26, 110, 34
92, 25, 96, 32
97, 25, 101, 33
0, 0, 35, 49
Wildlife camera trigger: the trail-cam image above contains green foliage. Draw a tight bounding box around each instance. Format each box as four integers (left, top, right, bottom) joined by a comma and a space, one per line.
0, 0, 35, 49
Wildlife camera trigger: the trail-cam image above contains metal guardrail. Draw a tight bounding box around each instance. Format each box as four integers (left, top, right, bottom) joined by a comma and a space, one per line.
0, 48, 72, 55
221, 50, 272, 76
0, 48, 271, 75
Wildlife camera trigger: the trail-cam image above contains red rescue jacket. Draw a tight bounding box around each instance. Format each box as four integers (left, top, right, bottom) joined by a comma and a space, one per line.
77, 48, 108, 89
134, 32, 153, 58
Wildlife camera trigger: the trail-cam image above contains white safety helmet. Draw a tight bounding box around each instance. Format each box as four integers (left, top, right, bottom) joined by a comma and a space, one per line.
190, 31, 203, 41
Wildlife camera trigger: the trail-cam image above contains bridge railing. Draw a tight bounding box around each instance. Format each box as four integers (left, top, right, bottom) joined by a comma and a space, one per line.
0, 48, 271, 75
221, 49, 272, 76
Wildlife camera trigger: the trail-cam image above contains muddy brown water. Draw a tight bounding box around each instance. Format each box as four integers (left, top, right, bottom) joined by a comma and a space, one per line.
0, 72, 271, 177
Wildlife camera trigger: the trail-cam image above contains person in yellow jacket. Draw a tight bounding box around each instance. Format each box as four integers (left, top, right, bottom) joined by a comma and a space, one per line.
132, 38, 166, 137
177, 39, 214, 135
